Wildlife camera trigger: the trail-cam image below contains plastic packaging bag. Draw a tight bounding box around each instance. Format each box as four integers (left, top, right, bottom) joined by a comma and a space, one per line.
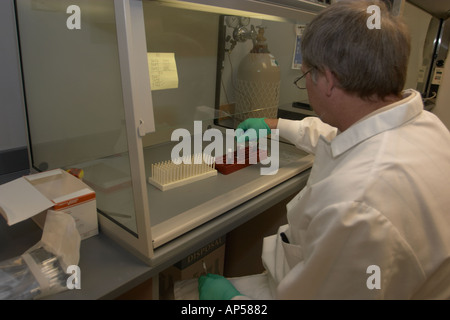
0, 210, 81, 300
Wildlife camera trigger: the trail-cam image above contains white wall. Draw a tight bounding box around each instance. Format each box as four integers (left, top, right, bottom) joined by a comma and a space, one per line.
0, 0, 27, 152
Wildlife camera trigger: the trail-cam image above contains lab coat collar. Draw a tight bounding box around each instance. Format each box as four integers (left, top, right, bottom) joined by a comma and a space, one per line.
329, 89, 424, 157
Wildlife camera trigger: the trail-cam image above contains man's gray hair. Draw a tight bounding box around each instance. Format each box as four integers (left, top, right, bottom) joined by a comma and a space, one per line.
301, 0, 411, 100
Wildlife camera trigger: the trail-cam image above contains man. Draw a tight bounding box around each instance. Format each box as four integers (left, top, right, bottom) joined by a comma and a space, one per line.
199, 0, 450, 299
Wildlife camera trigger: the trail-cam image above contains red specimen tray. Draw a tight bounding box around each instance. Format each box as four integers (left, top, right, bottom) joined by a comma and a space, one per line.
215, 146, 267, 175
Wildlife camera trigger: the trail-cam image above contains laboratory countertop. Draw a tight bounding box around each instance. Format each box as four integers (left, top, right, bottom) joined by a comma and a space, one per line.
0, 167, 311, 300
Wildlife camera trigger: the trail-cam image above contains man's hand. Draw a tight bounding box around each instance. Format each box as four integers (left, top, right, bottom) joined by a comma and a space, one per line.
236, 118, 271, 143
198, 274, 242, 300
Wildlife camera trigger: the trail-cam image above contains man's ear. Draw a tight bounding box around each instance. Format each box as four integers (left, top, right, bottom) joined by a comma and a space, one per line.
323, 68, 338, 97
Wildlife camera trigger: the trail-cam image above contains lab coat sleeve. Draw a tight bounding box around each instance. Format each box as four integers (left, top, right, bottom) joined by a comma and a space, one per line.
277, 117, 337, 155
276, 201, 425, 299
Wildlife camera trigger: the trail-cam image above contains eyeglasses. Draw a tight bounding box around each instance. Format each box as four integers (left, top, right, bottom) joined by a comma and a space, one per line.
293, 68, 313, 90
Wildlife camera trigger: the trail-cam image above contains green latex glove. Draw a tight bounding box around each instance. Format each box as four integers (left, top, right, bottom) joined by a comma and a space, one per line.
236, 118, 271, 143
198, 273, 242, 300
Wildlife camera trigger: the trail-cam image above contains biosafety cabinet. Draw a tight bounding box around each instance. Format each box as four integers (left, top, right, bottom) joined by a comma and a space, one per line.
15, 0, 329, 264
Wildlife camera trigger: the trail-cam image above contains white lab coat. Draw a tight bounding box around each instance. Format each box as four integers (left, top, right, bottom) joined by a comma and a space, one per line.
254, 89, 450, 299
175, 89, 450, 300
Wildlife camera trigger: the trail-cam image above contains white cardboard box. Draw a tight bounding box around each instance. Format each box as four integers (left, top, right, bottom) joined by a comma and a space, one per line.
0, 169, 98, 240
